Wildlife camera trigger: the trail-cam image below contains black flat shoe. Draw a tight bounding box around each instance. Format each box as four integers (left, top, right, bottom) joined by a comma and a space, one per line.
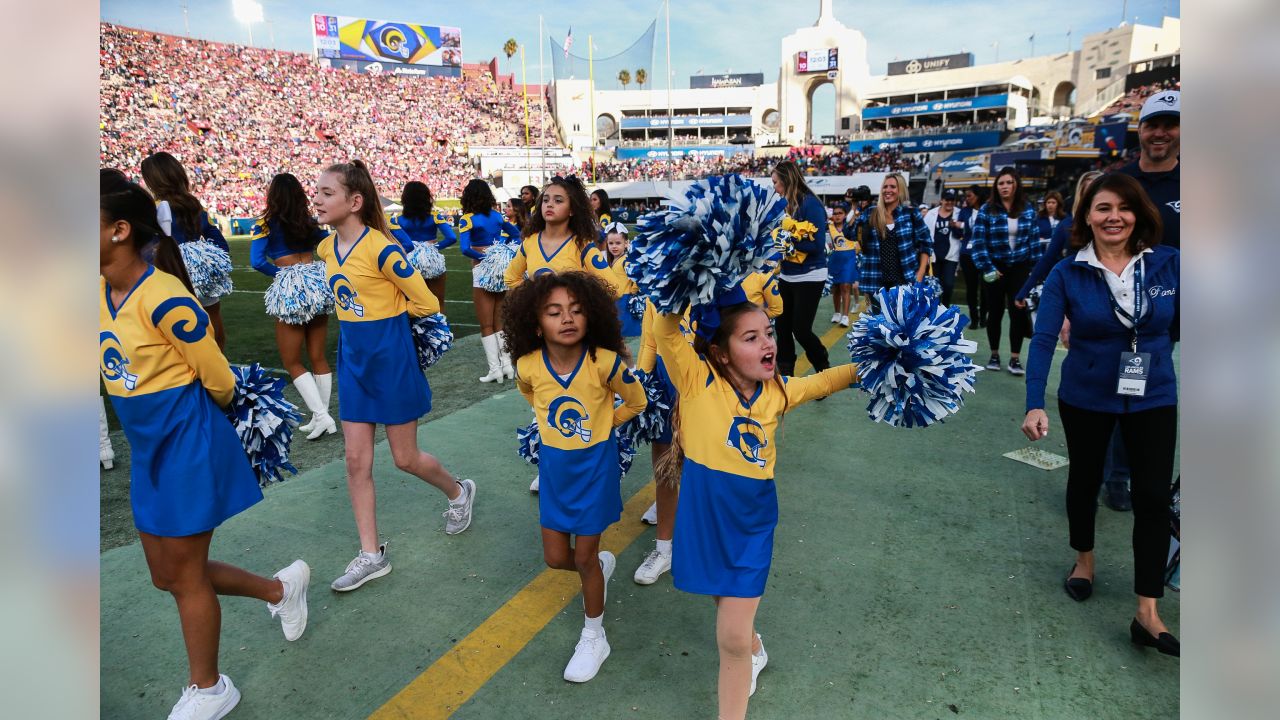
1063, 563, 1093, 602
1130, 618, 1180, 657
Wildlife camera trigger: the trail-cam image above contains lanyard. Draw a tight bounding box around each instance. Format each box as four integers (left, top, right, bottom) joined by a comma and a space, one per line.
1099, 257, 1146, 352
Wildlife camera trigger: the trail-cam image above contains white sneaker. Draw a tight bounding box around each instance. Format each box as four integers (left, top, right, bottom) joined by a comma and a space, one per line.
563, 627, 611, 682
632, 548, 671, 585
750, 635, 768, 696
268, 559, 310, 641
640, 502, 658, 525
529, 474, 539, 493
830, 312, 841, 323
840, 314, 850, 327
443, 479, 476, 535
167, 674, 240, 720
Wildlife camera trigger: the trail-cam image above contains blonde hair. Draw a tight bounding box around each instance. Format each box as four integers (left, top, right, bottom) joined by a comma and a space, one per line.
1072, 171, 1104, 214
871, 172, 909, 240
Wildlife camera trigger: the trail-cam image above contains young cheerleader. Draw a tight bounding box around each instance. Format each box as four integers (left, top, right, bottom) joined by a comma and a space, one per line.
827, 202, 858, 327
504, 271, 647, 682
603, 221, 642, 337
458, 179, 522, 384
101, 179, 309, 720
389, 180, 457, 303
739, 268, 784, 320
503, 176, 624, 296
251, 173, 336, 440
313, 160, 477, 592
140, 151, 231, 350
590, 188, 612, 246
655, 287, 858, 720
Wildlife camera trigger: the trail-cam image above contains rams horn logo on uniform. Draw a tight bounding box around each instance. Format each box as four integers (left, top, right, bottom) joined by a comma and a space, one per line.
150, 297, 209, 343
548, 396, 592, 443
99, 331, 138, 391
726, 416, 768, 468
378, 244, 416, 278
329, 274, 365, 317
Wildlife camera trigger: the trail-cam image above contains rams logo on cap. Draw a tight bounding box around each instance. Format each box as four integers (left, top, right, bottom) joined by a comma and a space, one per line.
100, 331, 138, 391
329, 274, 365, 317
726, 416, 768, 468
549, 396, 592, 443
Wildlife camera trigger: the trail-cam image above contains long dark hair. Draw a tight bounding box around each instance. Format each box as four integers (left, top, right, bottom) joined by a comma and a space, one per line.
401, 181, 433, 221
323, 159, 388, 235
655, 301, 787, 487
1068, 173, 1163, 254
590, 188, 611, 218
140, 151, 205, 239
500, 271, 625, 362
524, 176, 598, 253
263, 173, 322, 253
460, 179, 497, 216
101, 175, 194, 295
987, 167, 1027, 215
507, 197, 531, 232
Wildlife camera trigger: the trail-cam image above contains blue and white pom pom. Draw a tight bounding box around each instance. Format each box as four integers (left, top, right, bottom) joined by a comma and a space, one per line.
180, 240, 234, 304
846, 283, 980, 428
225, 363, 301, 485
822, 276, 833, 297
475, 242, 517, 293
629, 174, 785, 313
517, 418, 541, 466
617, 432, 636, 476
920, 274, 943, 302
410, 313, 454, 370
618, 368, 674, 445
264, 261, 333, 325
626, 294, 648, 321
407, 242, 448, 279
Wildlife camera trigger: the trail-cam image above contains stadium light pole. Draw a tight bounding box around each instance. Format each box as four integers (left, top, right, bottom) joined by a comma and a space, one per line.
665, 0, 673, 189
539, 15, 546, 184
231, 0, 263, 47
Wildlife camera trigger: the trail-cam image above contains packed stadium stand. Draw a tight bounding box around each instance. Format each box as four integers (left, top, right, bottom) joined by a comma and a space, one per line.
587, 146, 923, 182
1100, 80, 1182, 117
99, 23, 552, 216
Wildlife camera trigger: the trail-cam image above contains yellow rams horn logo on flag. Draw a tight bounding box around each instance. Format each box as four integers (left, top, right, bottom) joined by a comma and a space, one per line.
549, 396, 592, 443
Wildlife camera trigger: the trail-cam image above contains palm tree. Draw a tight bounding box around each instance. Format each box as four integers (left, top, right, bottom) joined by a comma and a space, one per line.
635, 68, 647, 90
502, 38, 517, 77
617, 69, 631, 90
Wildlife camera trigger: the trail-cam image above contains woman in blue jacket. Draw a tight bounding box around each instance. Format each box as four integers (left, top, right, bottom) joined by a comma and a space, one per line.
770, 160, 830, 376
1022, 173, 1179, 657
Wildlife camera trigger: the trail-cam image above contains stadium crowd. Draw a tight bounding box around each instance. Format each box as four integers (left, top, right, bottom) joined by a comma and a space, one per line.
99, 23, 545, 216
586, 146, 923, 182
1101, 80, 1181, 117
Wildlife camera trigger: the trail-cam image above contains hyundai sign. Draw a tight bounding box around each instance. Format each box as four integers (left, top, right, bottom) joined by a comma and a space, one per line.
848, 130, 1004, 153
887, 53, 974, 76
615, 145, 751, 160
620, 114, 752, 129
689, 73, 764, 89
861, 94, 1009, 120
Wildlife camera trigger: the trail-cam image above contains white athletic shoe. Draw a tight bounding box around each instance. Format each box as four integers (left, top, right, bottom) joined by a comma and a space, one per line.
640, 502, 658, 525
443, 479, 477, 535
268, 559, 310, 641
632, 548, 671, 585
166, 674, 240, 720
529, 474, 540, 493
563, 627, 611, 683
840, 314, 850, 327
830, 312, 841, 323
750, 635, 768, 696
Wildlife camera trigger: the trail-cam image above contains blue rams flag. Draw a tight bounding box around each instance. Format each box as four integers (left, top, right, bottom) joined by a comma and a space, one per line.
846, 282, 980, 428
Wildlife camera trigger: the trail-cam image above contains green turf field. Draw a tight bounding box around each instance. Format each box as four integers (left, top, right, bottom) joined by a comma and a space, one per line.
99, 304, 1180, 719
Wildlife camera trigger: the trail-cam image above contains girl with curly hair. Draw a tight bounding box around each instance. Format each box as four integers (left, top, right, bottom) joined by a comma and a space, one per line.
503, 271, 647, 683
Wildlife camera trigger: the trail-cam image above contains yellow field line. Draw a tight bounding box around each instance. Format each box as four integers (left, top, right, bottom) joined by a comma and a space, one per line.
368, 483, 657, 720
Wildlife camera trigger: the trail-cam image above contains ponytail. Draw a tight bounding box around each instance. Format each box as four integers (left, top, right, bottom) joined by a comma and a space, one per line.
325, 159, 389, 236
101, 178, 195, 295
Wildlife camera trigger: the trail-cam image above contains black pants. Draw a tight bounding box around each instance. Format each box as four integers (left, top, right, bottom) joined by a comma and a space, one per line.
984, 262, 1033, 355
776, 279, 828, 375
936, 259, 959, 308
959, 254, 983, 324
1058, 399, 1177, 598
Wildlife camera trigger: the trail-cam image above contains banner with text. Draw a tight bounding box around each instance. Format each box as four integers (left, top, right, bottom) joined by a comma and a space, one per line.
620, 114, 753, 130
861, 94, 1009, 120
615, 145, 752, 160
848, 130, 1004, 153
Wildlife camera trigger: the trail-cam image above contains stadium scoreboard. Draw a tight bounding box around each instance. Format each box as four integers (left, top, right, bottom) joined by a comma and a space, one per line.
312, 14, 462, 75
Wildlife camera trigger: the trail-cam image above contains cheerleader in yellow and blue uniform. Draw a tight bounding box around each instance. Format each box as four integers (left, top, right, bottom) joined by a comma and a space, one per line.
504, 271, 646, 683
313, 160, 477, 593
826, 201, 859, 327
602, 220, 642, 337
655, 286, 859, 719
503, 176, 625, 296
101, 178, 309, 720
458, 179, 523, 384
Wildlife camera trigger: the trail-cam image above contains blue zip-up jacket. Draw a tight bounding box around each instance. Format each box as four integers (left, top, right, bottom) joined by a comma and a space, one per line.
390, 212, 458, 250
1026, 244, 1179, 414
1017, 215, 1074, 300
457, 210, 521, 261
969, 203, 1040, 276
1034, 215, 1064, 247
780, 193, 829, 278
169, 209, 230, 254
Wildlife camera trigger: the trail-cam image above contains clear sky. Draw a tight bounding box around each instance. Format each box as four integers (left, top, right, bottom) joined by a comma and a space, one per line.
100, 0, 1180, 135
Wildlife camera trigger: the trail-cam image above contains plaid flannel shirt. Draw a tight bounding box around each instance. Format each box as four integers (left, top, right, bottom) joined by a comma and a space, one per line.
969, 204, 1042, 276
852, 204, 932, 291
